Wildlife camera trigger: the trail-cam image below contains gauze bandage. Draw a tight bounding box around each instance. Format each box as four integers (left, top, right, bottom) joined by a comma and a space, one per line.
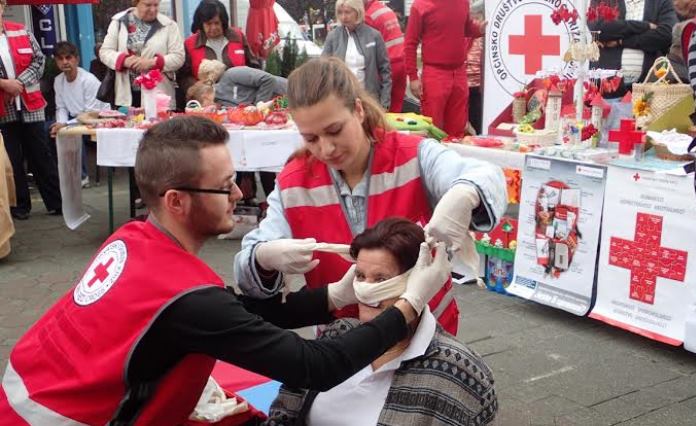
353, 269, 412, 307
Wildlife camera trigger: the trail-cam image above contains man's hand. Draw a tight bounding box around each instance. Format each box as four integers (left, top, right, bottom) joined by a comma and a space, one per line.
410, 79, 422, 100
599, 40, 621, 48
255, 238, 320, 274
0, 79, 23, 97
649, 22, 657, 30
327, 265, 358, 310
479, 20, 488, 35
50, 122, 67, 138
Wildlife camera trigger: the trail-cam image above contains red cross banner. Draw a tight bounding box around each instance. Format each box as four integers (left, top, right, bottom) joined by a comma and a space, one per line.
591, 166, 696, 347
508, 156, 607, 316
483, 0, 584, 131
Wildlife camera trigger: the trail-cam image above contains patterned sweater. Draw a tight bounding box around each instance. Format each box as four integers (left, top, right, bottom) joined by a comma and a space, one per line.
265, 318, 497, 426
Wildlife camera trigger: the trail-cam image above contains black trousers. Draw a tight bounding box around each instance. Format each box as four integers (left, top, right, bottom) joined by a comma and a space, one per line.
2, 120, 62, 213
468, 86, 483, 135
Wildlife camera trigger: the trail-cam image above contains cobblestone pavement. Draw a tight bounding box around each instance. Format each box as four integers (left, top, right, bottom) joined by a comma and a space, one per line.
2, 169, 696, 425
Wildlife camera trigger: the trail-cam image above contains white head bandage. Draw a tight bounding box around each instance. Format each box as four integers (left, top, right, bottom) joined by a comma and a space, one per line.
353, 269, 412, 307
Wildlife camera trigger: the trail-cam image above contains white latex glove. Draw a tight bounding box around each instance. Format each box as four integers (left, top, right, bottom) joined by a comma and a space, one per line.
425, 184, 481, 274
327, 264, 358, 309
425, 184, 480, 250
255, 238, 320, 274
400, 242, 452, 315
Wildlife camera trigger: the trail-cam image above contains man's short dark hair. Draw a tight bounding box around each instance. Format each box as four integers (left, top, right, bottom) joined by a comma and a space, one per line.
54, 42, 78, 58
135, 116, 229, 209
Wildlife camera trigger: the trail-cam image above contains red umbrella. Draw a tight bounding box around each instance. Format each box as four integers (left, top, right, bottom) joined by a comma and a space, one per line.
7, 1, 99, 3
246, 0, 279, 60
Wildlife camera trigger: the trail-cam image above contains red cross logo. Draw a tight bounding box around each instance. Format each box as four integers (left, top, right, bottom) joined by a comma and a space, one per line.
608, 119, 645, 155
633, 173, 640, 182
509, 15, 560, 75
87, 257, 114, 288
609, 213, 688, 304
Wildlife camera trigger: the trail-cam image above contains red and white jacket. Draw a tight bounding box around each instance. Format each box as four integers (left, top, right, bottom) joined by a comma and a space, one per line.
185, 28, 248, 80
0, 21, 46, 117
277, 131, 459, 335
0, 221, 224, 425
364, 0, 405, 64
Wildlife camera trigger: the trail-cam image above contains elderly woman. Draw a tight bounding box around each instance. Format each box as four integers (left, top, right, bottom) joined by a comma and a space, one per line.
99, 0, 185, 109
266, 218, 498, 426
178, 0, 259, 104
322, 0, 392, 109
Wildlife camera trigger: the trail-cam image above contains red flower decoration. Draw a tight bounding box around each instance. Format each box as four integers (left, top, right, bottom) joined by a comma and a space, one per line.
134, 69, 164, 90
127, 24, 136, 33
581, 123, 598, 141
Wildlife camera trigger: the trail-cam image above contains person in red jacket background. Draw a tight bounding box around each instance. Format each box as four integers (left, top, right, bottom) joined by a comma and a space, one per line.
364, 0, 406, 112
405, 0, 485, 137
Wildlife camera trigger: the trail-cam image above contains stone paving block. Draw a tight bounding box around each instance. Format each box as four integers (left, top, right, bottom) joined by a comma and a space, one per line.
589, 388, 674, 424
531, 353, 682, 407
639, 374, 696, 404
525, 395, 589, 424
619, 395, 696, 425
491, 397, 533, 426
556, 406, 616, 426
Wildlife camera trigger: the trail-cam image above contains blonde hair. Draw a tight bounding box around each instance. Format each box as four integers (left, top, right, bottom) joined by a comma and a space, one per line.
287, 57, 389, 140
186, 81, 215, 103
335, 0, 365, 24
198, 59, 227, 84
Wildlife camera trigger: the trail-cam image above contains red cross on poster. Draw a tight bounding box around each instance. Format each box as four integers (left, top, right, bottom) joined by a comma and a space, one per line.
509, 15, 561, 75
608, 213, 687, 304
592, 166, 696, 347
483, 0, 583, 133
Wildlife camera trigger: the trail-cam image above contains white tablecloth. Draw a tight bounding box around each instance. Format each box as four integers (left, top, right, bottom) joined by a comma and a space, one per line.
57, 127, 303, 229
444, 142, 526, 170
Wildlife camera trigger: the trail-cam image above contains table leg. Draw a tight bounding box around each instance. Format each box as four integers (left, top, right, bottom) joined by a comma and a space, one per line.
108, 167, 114, 234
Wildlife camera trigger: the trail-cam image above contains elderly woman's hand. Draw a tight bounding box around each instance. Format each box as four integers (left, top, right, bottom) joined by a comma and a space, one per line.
132, 57, 157, 73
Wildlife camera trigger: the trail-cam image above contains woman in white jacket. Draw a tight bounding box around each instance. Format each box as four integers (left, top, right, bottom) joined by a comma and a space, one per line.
99, 0, 184, 109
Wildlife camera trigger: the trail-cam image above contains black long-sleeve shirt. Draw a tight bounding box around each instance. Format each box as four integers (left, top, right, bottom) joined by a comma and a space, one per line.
112, 286, 408, 423
589, 0, 677, 89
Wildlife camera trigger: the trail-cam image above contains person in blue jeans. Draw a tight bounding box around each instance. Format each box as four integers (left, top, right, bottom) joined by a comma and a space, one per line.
49, 42, 109, 187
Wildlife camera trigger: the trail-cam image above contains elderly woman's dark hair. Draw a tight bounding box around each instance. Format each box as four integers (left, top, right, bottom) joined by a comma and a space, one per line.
191, 0, 230, 35
350, 217, 425, 273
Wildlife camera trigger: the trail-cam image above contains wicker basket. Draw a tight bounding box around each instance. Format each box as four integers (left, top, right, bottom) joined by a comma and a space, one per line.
632, 57, 694, 126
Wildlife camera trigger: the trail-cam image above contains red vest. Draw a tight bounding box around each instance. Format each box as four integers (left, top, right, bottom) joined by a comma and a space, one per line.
1, 221, 224, 425
277, 132, 459, 334
0, 21, 46, 117
365, 0, 405, 62
185, 29, 246, 80
683, 19, 696, 66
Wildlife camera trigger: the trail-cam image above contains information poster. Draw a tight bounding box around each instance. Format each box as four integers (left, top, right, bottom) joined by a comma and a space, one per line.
483, 0, 584, 130
509, 156, 606, 315
591, 166, 696, 346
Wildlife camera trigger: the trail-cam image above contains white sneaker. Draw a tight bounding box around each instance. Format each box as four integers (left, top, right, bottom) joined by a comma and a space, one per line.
81, 177, 90, 188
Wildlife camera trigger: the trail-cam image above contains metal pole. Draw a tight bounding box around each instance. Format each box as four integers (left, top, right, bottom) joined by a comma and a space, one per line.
229, 0, 238, 27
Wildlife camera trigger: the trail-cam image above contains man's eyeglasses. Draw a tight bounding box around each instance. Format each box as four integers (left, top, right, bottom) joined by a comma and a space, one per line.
159, 177, 238, 197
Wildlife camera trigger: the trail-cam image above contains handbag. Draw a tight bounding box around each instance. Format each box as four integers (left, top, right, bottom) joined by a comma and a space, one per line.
632, 56, 694, 127
96, 68, 116, 106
